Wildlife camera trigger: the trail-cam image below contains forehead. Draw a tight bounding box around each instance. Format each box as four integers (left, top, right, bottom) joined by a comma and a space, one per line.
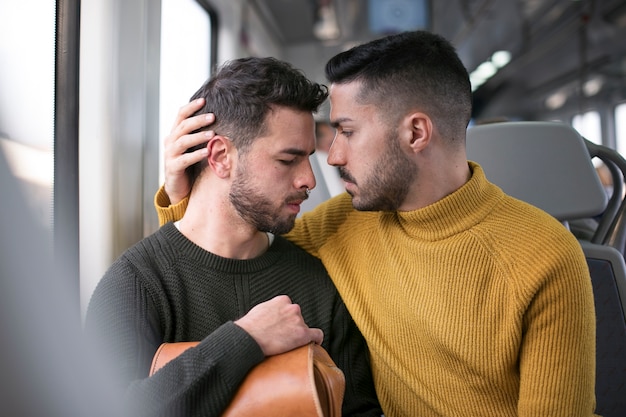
253, 106, 316, 153
329, 81, 378, 126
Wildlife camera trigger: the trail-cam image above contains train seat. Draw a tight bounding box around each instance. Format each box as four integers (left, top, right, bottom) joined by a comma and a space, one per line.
467, 121, 608, 223
580, 240, 626, 416
466, 121, 626, 417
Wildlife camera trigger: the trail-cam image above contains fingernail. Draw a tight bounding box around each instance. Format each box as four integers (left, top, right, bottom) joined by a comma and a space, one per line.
204, 130, 214, 137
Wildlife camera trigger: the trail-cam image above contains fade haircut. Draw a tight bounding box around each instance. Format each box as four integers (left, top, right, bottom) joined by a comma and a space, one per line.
325, 30, 472, 141
186, 57, 328, 182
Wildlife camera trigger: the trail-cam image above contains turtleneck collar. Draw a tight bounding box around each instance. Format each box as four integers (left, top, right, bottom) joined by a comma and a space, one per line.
390, 162, 505, 241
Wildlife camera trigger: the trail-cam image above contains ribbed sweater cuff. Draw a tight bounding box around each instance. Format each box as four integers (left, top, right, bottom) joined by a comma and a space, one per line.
154, 185, 189, 226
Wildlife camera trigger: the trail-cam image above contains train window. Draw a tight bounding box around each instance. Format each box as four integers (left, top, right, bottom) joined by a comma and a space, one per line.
0, 1, 55, 230
615, 103, 626, 157
159, 0, 213, 184
572, 110, 602, 146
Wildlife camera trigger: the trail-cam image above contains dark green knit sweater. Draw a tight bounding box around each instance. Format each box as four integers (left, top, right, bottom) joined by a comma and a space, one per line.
84, 222, 381, 417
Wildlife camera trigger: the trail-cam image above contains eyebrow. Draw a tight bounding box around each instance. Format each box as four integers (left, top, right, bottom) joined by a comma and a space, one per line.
330, 117, 352, 129
279, 148, 315, 157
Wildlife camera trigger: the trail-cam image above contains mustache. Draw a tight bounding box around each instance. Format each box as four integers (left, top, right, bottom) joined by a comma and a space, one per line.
339, 167, 356, 184
286, 190, 310, 203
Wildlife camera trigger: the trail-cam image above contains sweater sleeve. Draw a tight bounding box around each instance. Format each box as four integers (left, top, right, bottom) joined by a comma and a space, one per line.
155, 184, 189, 226
84, 258, 264, 417
517, 243, 598, 416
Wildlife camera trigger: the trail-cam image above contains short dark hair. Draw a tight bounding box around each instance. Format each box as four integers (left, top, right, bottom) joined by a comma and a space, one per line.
325, 30, 472, 140
187, 57, 328, 181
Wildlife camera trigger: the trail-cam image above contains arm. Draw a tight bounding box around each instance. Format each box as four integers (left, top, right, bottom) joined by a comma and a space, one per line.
517, 246, 597, 416
84, 262, 262, 417
127, 324, 262, 417
84, 260, 323, 417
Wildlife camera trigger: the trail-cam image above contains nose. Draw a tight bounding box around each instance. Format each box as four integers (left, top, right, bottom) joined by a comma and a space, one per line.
296, 157, 317, 192
327, 137, 345, 167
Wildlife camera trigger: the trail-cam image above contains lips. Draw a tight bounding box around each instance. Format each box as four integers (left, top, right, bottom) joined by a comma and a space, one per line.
286, 201, 302, 214
285, 191, 309, 212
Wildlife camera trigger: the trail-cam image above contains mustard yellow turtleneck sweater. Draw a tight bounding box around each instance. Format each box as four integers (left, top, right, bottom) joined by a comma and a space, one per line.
155, 162, 598, 417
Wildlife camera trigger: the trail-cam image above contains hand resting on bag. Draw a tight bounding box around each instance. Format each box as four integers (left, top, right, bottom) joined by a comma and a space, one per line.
234, 295, 324, 356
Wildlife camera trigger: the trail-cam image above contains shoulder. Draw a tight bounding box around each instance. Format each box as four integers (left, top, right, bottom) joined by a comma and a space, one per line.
480, 194, 588, 281
118, 224, 181, 269
96, 226, 177, 294
495, 195, 580, 246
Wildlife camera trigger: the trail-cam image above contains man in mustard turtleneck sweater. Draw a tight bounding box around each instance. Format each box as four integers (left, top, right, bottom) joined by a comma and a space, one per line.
155, 31, 598, 417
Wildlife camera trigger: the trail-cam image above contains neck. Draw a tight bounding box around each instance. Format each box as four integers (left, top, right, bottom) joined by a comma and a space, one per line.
179, 189, 270, 260
399, 152, 471, 212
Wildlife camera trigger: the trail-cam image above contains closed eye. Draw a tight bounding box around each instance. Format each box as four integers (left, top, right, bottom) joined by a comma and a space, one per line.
276, 148, 312, 166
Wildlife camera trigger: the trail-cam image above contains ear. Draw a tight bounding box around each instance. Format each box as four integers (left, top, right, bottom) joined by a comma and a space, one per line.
401, 112, 432, 154
207, 135, 235, 178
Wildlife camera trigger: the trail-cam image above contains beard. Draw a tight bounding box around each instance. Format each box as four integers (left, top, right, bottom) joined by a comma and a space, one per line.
341, 129, 415, 211
229, 166, 302, 235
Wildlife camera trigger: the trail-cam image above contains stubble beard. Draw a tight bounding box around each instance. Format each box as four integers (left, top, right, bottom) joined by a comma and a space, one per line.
343, 131, 415, 212
229, 167, 297, 235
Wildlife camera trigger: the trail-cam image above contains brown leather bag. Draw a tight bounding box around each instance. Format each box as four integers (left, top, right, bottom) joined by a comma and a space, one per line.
149, 342, 345, 417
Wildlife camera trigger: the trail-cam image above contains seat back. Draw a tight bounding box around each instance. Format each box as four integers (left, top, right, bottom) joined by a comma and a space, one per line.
580, 241, 626, 417
466, 121, 626, 416
466, 121, 607, 221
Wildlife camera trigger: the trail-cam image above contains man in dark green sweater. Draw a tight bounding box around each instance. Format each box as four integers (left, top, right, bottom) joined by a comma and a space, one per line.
84, 57, 381, 417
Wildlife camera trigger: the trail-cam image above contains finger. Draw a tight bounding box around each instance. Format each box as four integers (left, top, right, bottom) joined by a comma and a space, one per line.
309, 328, 324, 345
172, 98, 205, 130
166, 113, 215, 148
283, 302, 302, 318
165, 130, 215, 157
272, 294, 292, 304
177, 113, 215, 136
166, 148, 208, 173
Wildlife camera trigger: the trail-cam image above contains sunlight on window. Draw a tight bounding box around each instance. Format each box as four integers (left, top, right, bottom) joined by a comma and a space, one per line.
615, 103, 626, 157
572, 111, 602, 145
572, 111, 602, 167
0, 0, 55, 229
159, 0, 211, 184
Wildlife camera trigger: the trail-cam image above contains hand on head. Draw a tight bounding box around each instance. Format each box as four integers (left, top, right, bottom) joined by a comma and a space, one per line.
234, 295, 324, 356
164, 98, 216, 205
